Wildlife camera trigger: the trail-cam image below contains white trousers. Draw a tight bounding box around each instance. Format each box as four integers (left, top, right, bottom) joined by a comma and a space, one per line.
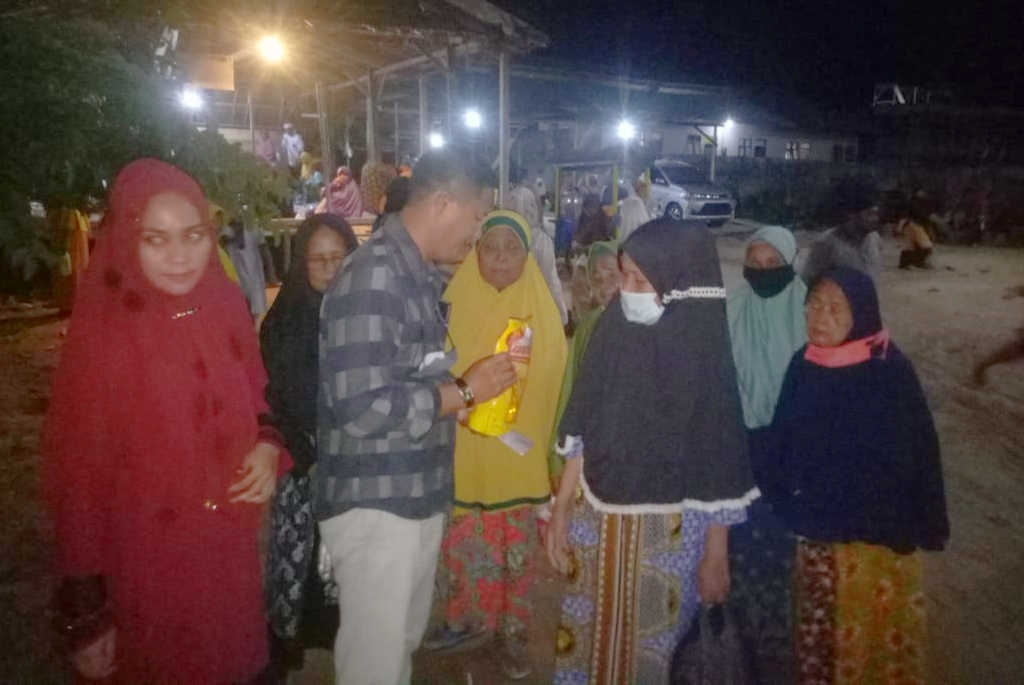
318, 508, 445, 685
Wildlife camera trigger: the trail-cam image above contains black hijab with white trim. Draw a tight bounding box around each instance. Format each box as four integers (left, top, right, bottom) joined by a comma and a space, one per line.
560, 218, 754, 507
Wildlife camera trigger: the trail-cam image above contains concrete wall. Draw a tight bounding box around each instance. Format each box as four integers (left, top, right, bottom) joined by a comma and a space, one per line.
655, 123, 859, 163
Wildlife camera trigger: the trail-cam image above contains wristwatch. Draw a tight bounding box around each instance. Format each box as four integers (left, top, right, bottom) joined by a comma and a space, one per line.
454, 377, 476, 408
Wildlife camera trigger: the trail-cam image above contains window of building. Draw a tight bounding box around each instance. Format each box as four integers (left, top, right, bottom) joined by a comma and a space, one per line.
832, 143, 858, 163
686, 134, 702, 155
786, 141, 811, 160
739, 138, 768, 158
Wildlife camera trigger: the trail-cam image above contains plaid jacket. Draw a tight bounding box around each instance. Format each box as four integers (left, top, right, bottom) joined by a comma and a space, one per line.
315, 216, 455, 521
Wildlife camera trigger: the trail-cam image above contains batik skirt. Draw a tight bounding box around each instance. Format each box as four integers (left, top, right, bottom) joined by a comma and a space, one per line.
795, 540, 926, 685
267, 472, 338, 649
554, 493, 747, 685
728, 498, 797, 685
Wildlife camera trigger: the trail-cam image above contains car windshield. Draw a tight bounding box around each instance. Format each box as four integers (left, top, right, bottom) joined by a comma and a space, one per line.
659, 164, 707, 186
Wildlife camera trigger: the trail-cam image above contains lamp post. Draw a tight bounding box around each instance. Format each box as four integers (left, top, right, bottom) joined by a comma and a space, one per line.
464, 108, 483, 130
617, 120, 636, 142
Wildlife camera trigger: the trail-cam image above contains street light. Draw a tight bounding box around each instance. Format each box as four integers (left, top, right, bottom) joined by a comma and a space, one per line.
181, 88, 203, 110
464, 108, 483, 130
429, 132, 445, 149
617, 120, 636, 141
258, 36, 285, 63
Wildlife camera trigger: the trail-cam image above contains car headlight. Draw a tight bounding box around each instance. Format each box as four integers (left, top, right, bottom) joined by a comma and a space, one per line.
679, 190, 690, 199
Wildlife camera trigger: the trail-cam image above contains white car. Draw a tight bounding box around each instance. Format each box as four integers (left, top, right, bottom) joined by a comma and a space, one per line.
646, 160, 735, 227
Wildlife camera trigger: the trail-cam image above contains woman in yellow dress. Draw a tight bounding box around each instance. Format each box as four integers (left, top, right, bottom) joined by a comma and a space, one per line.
425, 210, 567, 680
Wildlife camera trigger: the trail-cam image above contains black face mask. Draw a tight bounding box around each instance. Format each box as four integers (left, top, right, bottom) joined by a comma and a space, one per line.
743, 264, 796, 299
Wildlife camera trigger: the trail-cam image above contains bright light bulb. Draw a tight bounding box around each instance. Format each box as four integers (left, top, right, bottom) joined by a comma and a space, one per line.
181, 89, 203, 110
464, 108, 482, 129
723, 118, 734, 128
429, 132, 445, 149
617, 120, 636, 141
258, 36, 285, 63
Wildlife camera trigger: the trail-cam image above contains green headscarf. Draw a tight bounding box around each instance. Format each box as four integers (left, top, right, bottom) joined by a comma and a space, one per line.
726, 226, 807, 429
547, 240, 620, 480
587, 240, 619, 283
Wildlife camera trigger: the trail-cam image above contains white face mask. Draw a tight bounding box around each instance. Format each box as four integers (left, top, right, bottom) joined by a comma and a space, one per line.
620, 290, 664, 325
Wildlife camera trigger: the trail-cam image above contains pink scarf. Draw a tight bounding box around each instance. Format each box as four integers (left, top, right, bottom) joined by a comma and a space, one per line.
804, 329, 890, 368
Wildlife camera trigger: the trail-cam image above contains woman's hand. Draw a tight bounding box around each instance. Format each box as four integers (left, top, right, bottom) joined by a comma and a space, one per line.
71, 626, 117, 680
228, 442, 280, 503
545, 504, 572, 574
697, 524, 730, 603
546, 456, 582, 575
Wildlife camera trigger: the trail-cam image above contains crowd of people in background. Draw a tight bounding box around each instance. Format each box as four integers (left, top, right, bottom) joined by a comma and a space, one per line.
42, 146, 953, 685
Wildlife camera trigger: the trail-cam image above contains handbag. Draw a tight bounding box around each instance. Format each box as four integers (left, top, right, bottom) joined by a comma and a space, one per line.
670, 603, 755, 685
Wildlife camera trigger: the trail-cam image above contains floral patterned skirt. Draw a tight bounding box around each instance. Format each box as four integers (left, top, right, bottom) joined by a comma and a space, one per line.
554, 493, 746, 685
436, 506, 539, 639
795, 540, 925, 685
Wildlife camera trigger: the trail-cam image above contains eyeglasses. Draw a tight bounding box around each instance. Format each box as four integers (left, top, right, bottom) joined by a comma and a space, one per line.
307, 254, 346, 269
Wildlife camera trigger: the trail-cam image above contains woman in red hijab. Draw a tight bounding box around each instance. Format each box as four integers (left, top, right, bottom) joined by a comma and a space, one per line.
43, 158, 288, 684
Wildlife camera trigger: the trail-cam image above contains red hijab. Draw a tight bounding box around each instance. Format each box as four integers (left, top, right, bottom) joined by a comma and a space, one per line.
43, 158, 271, 576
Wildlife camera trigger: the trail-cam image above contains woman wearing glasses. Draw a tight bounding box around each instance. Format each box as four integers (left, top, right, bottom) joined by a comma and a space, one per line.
259, 213, 359, 675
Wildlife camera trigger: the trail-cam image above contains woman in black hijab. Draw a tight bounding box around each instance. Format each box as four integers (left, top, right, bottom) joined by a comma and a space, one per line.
548, 218, 757, 685
260, 213, 358, 673
764, 267, 948, 684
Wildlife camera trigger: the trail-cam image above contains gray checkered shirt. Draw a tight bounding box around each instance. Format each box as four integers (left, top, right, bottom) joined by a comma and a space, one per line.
315, 216, 455, 521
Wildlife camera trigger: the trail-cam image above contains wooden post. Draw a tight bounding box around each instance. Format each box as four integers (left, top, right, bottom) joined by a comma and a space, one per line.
419, 75, 429, 157
315, 81, 333, 176
445, 72, 453, 142
247, 91, 255, 154
710, 125, 718, 182
394, 101, 400, 163
498, 49, 510, 207
366, 71, 377, 162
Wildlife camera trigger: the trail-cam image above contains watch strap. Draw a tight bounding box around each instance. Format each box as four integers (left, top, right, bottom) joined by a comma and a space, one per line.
454, 377, 475, 407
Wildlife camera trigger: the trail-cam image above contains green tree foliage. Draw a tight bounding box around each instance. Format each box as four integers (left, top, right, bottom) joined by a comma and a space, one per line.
0, 15, 288, 282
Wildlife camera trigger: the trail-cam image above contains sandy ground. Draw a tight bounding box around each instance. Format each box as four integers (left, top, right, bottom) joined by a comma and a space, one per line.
3, 225, 1024, 683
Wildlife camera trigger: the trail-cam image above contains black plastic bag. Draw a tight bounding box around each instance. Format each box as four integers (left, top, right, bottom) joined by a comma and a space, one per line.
670, 603, 755, 685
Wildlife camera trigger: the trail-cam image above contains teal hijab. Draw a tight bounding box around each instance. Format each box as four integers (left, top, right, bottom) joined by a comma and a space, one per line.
727, 226, 808, 429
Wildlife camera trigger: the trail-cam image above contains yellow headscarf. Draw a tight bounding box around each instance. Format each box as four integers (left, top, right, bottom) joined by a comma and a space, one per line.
444, 210, 568, 513
208, 203, 240, 283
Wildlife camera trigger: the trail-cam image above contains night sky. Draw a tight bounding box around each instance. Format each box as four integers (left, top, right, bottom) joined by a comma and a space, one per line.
492, 0, 1024, 112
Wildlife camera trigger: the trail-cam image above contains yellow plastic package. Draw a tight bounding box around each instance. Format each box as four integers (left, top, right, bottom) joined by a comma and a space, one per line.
467, 318, 533, 437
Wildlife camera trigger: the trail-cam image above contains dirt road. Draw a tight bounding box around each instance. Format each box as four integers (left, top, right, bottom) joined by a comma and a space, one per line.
2, 232, 1023, 683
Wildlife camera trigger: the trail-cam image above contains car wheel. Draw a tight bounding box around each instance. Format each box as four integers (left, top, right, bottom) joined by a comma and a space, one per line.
707, 220, 727, 228
664, 202, 684, 220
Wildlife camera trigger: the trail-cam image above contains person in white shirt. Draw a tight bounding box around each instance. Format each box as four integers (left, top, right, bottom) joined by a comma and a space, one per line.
618, 194, 651, 243
280, 123, 305, 174
504, 165, 568, 324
